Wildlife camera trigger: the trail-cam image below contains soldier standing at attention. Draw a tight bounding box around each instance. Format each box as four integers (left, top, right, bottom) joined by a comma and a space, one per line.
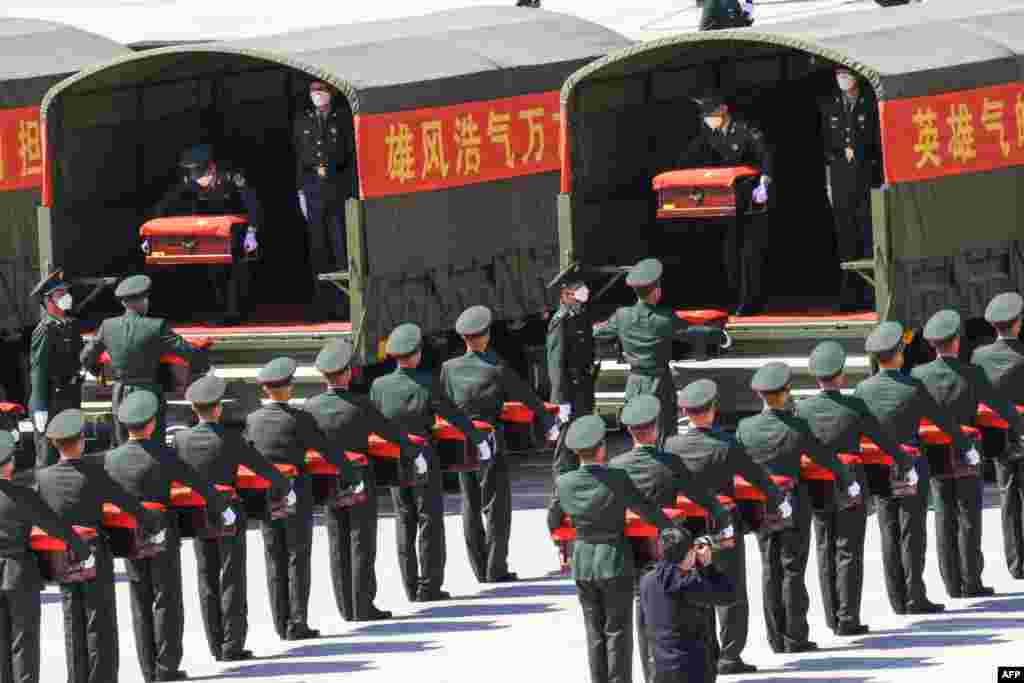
557, 414, 673, 683
442, 305, 560, 583
665, 379, 790, 675
737, 362, 859, 654
371, 324, 492, 602
795, 341, 916, 636
854, 321, 972, 615
971, 292, 1024, 580
29, 269, 83, 468
699, 0, 754, 30
912, 310, 1024, 598
80, 274, 201, 446
174, 374, 294, 661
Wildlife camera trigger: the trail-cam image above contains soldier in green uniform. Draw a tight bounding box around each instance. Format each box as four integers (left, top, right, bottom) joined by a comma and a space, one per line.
737, 362, 859, 653
699, 0, 754, 30
609, 394, 733, 683
665, 379, 790, 675
29, 269, 84, 468
80, 275, 202, 446
912, 310, 1023, 598
442, 305, 560, 583
556, 414, 673, 683
971, 292, 1024, 579
594, 258, 730, 448
854, 321, 971, 614
371, 324, 491, 602
795, 342, 917, 636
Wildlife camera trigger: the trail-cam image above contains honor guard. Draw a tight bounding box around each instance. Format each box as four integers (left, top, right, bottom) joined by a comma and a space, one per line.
699, 0, 754, 30
37, 409, 162, 683
556, 415, 673, 683
29, 269, 84, 468
175, 374, 293, 661
105, 391, 231, 683
913, 310, 1024, 598
0, 431, 92, 683
245, 357, 332, 640
442, 305, 560, 583
821, 68, 882, 311
795, 342, 916, 636
737, 362, 859, 653
305, 339, 413, 621
371, 324, 491, 602
971, 292, 1024, 579
610, 394, 733, 683
666, 379, 790, 675
854, 321, 973, 614
80, 274, 203, 446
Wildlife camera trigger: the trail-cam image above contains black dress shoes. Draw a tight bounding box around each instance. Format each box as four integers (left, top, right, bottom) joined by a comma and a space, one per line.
356, 606, 393, 621
156, 671, 188, 682
963, 586, 996, 597
488, 572, 519, 583
220, 649, 254, 662
835, 622, 870, 636
906, 600, 945, 614
784, 641, 819, 653
286, 625, 321, 640
717, 659, 758, 675
416, 588, 452, 602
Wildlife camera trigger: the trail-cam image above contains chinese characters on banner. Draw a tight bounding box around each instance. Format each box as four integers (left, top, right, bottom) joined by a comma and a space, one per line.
356, 91, 561, 198
0, 106, 43, 192
881, 82, 1024, 184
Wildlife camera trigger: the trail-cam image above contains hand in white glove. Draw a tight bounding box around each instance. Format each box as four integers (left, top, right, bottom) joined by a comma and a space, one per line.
297, 190, 309, 220
243, 227, 258, 253
80, 553, 96, 570
847, 481, 862, 498
351, 481, 366, 495
777, 498, 793, 519
558, 404, 571, 424
719, 525, 735, 540
414, 453, 429, 475
740, 0, 754, 18
285, 488, 297, 507
965, 446, 981, 466
546, 424, 561, 443
222, 507, 237, 527
149, 529, 167, 545
478, 439, 493, 462
905, 467, 919, 487
33, 411, 48, 434
752, 178, 769, 204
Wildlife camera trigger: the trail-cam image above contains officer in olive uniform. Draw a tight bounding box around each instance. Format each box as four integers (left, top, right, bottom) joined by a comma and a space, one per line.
699, 0, 754, 30
105, 391, 230, 683
371, 324, 491, 602
594, 258, 730, 447
305, 339, 415, 621
854, 321, 973, 615
37, 409, 162, 683
174, 374, 293, 661
971, 292, 1024, 579
29, 270, 84, 468
795, 341, 916, 636
821, 68, 882, 311
245, 357, 331, 640
442, 305, 560, 583
610, 394, 733, 683
737, 362, 859, 653
0, 431, 92, 683
80, 274, 202, 446
556, 414, 673, 683
912, 310, 1024, 598
665, 379, 790, 675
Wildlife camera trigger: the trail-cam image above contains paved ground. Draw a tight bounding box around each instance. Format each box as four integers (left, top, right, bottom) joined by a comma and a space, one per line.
38, 456, 1024, 683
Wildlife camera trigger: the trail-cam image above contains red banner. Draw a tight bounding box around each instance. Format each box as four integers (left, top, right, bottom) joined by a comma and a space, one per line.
356, 91, 561, 198
881, 82, 1024, 184
0, 106, 43, 192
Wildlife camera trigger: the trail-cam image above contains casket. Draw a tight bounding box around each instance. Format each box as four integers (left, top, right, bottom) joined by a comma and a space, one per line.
675, 310, 730, 328
103, 501, 168, 559
858, 439, 919, 498
30, 525, 98, 584
170, 484, 238, 539
432, 419, 495, 473
236, 463, 298, 521
675, 494, 738, 547
734, 474, 795, 533
94, 338, 212, 399
919, 420, 982, 479
306, 450, 370, 509
976, 403, 1024, 462
653, 166, 765, 220
800, 456, 863, 512
499, 402, 561, 453
140, 214, 252, 266
367, 434, 425, 488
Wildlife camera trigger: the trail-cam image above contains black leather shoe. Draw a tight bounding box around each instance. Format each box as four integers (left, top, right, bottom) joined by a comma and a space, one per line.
717, 659, 757, 675
356, 606, 393, 621
963, 586, 996, 597
784, 641, 819, 653
156, 671, 188, 681
835, 623, 870, 636
906, 601, 945, 614
488, 572, 519, 583
220, 649, 254, 662
286, 625, 321, 640
416, 589, 452, 602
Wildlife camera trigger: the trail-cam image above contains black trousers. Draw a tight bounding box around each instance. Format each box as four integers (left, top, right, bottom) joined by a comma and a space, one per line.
634, 570, 654, 683
34, 383, 81, 468
326, 471, 379, 620
724, 182, 762, 307
125, 524, 184, 682
261, 473, 313, 638
302, 176, 347, 319
391, 451, 446, 600
995, 457, 1024, 578
60, 539, 117, 683
0, 584, 40, 683
831, 185, 873, 307
756, 488, 812, 650
577, 576, 634, 683
713, 522, 747, 664
459, 440, 512, 582
193, 504, 248, 658
931, 475, 984, 595
876, 455, 931, 611
813, 493, 868, 629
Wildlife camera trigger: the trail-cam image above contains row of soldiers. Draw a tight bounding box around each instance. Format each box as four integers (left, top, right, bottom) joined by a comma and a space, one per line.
548, 257, 1024, 682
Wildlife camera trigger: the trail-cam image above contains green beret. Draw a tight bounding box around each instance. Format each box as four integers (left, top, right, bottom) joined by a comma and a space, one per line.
751, 362, 792, 392
985, 292, 1023, 325
809, 341, 846, 379
31, 269, 69, 299
621, 394, 661, 427
0, 431, 17, 467
45, 409, 85, 440
315, 339, 354, 374
678, 379, 718, 411
115, 274, 152, 300
625, 258, 663, 288
386, 323, 423, 357
923, 309, 961, 343
258, 357, 297, 386
455, 306, 492, 336
185, 374, 226, 406
117, 391, 159, 429
865, 321, 905, 354
565, 415, 607, 451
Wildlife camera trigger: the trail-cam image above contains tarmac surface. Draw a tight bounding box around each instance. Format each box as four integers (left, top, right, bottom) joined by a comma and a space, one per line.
37, 446, 1024, 683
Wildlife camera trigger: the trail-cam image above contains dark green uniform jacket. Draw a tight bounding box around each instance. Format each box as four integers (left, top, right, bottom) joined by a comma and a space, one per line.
29, 312, 83, 415
305, 387, 416, 470
174, 421, 290, 495
245, 402, 332, 469
440, 350, 556, 431
546, 303, 595, 406
699, 0, 753, 30
794, 391, 913, 468
911, 357, 1024, 434
594, 302, 688, 374
105, 439, 224, 513
737, 408, 855, 486
972, 338, 1024, 402
370, 368, 485, 445
36, 458, 154, 529
80, 310, 196, 387
0, 479, 90, 586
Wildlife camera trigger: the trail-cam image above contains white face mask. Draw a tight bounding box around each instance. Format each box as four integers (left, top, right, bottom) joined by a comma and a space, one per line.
56, 293, 73, 311
704, 116, 724, 130
311, 91, 331, 108
837, 74, 855, 92
573, 286, 590, 303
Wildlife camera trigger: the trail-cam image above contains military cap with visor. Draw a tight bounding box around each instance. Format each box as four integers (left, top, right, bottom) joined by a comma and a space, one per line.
809, 341, 847, 379
679, 379, 718, 411
117, 391, 159, 429
386, 323, 423, 357
315, 339, 354, 374
186, 374, 227, 406
0, 432, 17, 468
695, 95, 726, 115
865, 321, 905, 354
565, 414, 607, 452
751, 362, 792, 393
31, 269, 70, 299
923, 309, 961, 343
455, 305, 492, 336
115, 274, 153, 300
621, 394, 662, 427
985, 292, 1024, 325
46, 408, 85, 440
625, 258, 664, 288
258, 357, 298, 386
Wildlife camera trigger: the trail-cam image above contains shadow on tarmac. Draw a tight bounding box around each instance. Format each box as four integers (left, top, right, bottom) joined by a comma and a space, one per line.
413, 601, 558, 618
903, 616, 1024, 631
474, 581, 578, 599
188, 659, 375, 680
284, 640, 440, 657
349, 619, 510, 636
849, 632, 1007, 649
778, 655, 939, 672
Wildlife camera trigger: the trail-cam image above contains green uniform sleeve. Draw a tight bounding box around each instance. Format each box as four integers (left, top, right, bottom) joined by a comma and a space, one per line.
859, 409, 913, 469
431, 373, 485, 446
97, 467, 160, 533
730, 441, 784, 509
17, 486, 91, 560
158, 320, 197, 360
301, 410, 356, 482
802, 429, 855, 488
975, 366, 1024, 436
667, 458, 730, 527
915, 381, 972, 453
166, 454, 227, 517
498, 363, 556, 433
593, 309, 619, 341
29, 324, 49, 413
546, 317, 566, 404
236, 434, 290, 498
620, 473, 671, 530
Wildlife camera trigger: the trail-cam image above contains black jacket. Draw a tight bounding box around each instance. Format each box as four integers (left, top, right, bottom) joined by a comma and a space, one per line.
174, 421, 290, 497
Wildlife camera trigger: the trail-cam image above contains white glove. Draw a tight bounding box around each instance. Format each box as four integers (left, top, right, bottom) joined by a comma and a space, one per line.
546, 424, 561, 443
965, 446, 981, 466
752, 178, 768, 204
478, 440, 493, 462
222, 507, 237, 527
558, 404, 571, 424
351, 481, 366, 495
80, 553, 96, 570
414, 453, 429, 475
149, 529, 167, 545
285, 488, 297, 507
777, 498, 793, 519
741, 0, 754, 18
297, 190, 308, 220
34, 411, 48, 434
847, 481, 862, 499
243, 227, 258, 253
719, 525, 735, 540
905, 467, 919, 487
